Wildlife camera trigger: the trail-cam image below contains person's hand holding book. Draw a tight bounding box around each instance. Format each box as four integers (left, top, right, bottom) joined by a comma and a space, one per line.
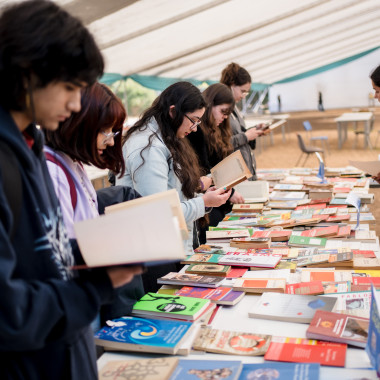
107, 265, 144, 288
203, 186, 231, 207
245, 127, 262, 141
229, 190, 245, 204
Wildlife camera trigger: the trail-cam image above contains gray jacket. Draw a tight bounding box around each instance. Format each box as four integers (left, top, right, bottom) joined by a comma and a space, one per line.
116, 118, 205, 253
230, 107, 257, 180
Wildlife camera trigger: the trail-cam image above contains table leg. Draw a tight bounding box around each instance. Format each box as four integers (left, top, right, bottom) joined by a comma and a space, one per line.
337, 122, 342, 149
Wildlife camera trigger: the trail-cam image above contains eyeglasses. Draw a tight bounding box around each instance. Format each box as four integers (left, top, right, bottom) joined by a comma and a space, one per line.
101, 130, 120, 144
184, 114, 201, 130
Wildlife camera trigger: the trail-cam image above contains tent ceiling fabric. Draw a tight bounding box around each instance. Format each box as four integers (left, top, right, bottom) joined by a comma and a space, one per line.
1, 0, 379, 85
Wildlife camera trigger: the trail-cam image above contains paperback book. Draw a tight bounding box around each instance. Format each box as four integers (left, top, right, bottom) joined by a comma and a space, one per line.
193, 326, 271, 356
233, 278, 286, 293
98, 357, 179, 380
306, 310, 369, 348
94, 316, 193, 354
181, 253, 221, 264
218, 253, 282, 268
170, 359, 242, 380
157, 272, 224, 288
174, 286, 245, 306
248, 292, 337, 323
131, 292, 212, 321
185, 263, 231, 277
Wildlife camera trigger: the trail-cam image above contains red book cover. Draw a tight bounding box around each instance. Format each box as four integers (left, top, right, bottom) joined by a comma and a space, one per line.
309, 198, 332, 204
334, 187, 352, 193
327, 205, 347, 209
226, 267, 248, 278
311, 214, 329, 221
286, 281, 324, 295
352, 277, 380, 287
326, 215, 350, 222
306, 310, 369, 348
352, 250, 376, 258
335, 225, 352, 238
264, 341, 346, 366
295, 203, 326, 211
301, 225, 339, 238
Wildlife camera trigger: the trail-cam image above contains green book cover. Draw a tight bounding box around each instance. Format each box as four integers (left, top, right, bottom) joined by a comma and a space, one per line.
132, 293, 210, 319
288, 235, 327, 247
209, 227, 254, 235
182, 253, 221, 264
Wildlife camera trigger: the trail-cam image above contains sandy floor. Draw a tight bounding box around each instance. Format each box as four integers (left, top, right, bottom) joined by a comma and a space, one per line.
252, 107, 380, 236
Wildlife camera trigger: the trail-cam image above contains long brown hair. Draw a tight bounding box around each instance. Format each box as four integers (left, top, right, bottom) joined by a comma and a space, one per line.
220, 62, 251, 87
45, 82, 126, 176
201, 83, 234, 160
125, 82, 206, 199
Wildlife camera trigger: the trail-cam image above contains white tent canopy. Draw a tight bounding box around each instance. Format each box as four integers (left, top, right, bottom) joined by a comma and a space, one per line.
1, 0, 379, 109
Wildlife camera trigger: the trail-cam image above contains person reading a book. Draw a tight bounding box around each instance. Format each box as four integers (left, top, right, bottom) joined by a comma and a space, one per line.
116, 81, 231, 290
0, 1, 142, 379
220, 63, 268, 180
188, 83, 246, 242
370, 65, 380, 183
44, 82, 144, 326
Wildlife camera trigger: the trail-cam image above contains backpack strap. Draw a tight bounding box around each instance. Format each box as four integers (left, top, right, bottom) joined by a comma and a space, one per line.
0, 141, 22, 240
45, 152, 77, 211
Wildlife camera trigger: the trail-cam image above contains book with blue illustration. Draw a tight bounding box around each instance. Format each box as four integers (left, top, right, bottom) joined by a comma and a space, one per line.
239, 362, 320, 380
169, 359, 242, 380
94, 316, 193, 354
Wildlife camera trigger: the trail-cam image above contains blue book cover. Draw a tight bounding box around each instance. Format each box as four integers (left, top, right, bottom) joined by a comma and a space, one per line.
366, 285, 380, 376
170, 359, 242, 380
239, 362, 320, 380
94, 316, 192, 354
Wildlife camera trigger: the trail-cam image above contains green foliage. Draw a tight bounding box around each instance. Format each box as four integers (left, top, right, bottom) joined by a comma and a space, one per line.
110, 78, 157, 117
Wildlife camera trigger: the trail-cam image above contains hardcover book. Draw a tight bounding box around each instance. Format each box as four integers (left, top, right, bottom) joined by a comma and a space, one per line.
174, 286, 245, 306
264, 341, 346, 367
211, 150, 252, 190
157, 272, 224, 288
239, 362, 320, 380
98, 357, 179, 380
193, 326, 271, 356
94, 317, 193, 354
306, 310, 369, 348
229, 237, 271, 249
170, 359, 242, 380
248, 292, 337, 323
131, 292, 212, 321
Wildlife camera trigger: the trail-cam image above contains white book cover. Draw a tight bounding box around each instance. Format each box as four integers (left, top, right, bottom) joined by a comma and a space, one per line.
74, 200, 185, 268
242, 268, 291, 282
218, 253, 282, 268
269, 191, 306, 201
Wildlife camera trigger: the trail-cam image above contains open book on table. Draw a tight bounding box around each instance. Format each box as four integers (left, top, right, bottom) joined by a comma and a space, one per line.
73, 193, 186, 269
105, 188, 188, 240
210, 150, 252, 190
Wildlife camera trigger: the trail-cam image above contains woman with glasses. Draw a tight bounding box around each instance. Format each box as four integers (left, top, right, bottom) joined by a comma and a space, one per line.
220, 62, 266, 180
188, 83, 245, 242
44, 82, 126, 238
116, 81, 231, 290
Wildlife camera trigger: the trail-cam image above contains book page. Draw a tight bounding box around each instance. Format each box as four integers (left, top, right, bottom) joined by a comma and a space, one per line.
74, 199, 185, 267
105, 189, 188, 239
348, 160, 380, 176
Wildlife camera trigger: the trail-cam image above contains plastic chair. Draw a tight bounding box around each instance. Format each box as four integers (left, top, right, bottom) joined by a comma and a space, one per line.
295, 134, 325, 167
303, 121, 329, 153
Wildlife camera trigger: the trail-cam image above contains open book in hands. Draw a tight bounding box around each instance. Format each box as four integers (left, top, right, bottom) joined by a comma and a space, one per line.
211, 150, 252, 190
73, 190, 186, 269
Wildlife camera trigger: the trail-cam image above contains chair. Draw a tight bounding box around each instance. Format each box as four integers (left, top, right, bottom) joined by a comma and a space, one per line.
295, 134, 325, 167
303, 120, 329, 153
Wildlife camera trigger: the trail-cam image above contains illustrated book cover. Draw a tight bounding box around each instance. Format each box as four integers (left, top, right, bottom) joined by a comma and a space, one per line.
157, 272, 224, 288
248, 292, 337, 323
193, 326, 271, 356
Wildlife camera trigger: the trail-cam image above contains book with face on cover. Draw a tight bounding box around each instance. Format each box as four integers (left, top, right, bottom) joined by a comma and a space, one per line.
94, 316, 193, 355
239, 362, 320, 380
131, 292, 212, 321
306, 310, 369, 348
193, 325, 271, 356
210, 150, 252, 190
98, 357, 179, 380
248, 292, 337, 323
170, 359, 243, 380
73, 197, 186, 269
157, 272, 224, 288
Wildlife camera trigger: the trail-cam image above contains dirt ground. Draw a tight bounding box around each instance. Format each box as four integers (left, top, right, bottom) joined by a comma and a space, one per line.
252, 106, 380, 236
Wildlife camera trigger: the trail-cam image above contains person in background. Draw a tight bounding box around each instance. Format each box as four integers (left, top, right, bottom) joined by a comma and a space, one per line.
188, 83, 245, 242
369, 65, 380, 183
0, 1, 142, 379
116, 81, 231, 291
318, 91, 325, 111
44, 82, 144, 325
220, 62, 266, 180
